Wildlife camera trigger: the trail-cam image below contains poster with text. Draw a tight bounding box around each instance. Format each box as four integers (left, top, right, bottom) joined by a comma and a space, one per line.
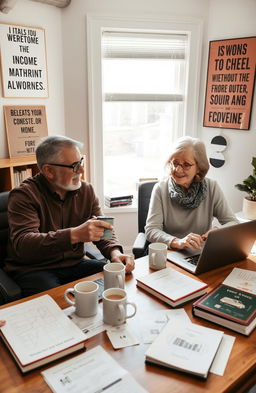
203, 37, 256, 130
0, 23, 48, 98
4, 105, 48, 157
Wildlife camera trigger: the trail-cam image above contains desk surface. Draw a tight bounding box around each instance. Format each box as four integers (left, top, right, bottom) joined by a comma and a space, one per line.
0, 256, 256, 393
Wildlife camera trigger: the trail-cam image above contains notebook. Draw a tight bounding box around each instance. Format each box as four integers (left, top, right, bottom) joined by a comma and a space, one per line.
167, 220, 256, 275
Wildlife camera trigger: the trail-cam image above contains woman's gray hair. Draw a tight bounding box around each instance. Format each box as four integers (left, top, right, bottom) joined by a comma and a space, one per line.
166, 136, 210, 181
36, 135, 83, 169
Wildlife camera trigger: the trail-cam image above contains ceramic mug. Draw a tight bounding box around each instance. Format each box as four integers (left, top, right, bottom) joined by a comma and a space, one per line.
102, 288, 137, 326
64, 281, 98, 318
148, 242, 167, 270
103, 262, 125, 290
96, 216, 114, 239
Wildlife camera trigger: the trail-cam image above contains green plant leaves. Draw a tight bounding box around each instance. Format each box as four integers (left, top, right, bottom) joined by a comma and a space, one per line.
235, 157, 256, 201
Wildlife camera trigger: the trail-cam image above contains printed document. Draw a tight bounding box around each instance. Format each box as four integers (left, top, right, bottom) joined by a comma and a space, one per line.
222, 267, 256, 295
42, 345, 148, 393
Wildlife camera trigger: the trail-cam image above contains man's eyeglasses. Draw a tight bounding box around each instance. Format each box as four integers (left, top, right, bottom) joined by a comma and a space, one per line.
47, 157, 84, 173
170, 160, 195, 171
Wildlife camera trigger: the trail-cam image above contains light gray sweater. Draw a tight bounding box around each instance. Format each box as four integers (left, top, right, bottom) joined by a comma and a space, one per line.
145, 178, 239, 246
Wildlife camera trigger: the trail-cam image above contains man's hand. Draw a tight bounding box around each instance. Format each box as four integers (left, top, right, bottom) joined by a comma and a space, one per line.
110, 248, 135, 273
70, 218, 113, 244
170, 233, 204, 250
0, 320, 6, 327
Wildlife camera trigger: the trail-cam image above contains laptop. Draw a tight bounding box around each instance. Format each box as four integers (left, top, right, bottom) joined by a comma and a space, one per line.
167, 220, 256, 275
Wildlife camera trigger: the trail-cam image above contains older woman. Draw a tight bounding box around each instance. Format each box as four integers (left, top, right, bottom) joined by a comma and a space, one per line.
145, 136, 239, 250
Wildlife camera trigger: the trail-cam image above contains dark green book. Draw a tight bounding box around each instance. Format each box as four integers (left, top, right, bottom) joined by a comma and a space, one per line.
193, 284, 256, 335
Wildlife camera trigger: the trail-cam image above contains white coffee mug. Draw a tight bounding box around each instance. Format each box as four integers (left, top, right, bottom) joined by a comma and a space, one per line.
148, 242, 167, 270
64, 281, 98, 318
103, 262, 125, 290
103, 288, 137, 326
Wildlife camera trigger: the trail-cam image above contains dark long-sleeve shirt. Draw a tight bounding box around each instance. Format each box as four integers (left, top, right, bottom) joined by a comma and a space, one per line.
5, 173, 122, 275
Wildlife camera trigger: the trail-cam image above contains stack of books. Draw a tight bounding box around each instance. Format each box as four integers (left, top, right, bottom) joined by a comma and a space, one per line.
104, 194, 133, 208
193, 267, 256, 335
136, 267, 208, 307
145, 319, 223, 379
14, 167, 32, 187
0, 295, 86, 372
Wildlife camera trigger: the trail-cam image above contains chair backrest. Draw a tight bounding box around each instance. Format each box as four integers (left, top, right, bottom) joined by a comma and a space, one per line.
138, 181, 157, 233
0, 191, 9, 265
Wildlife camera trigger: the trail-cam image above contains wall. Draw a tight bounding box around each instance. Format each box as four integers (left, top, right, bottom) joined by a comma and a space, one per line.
0, 0, 65, 159
199, 0, 256, 213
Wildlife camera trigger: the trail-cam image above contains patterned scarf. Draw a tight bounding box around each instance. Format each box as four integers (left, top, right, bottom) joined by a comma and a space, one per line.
168, 178, 207, 209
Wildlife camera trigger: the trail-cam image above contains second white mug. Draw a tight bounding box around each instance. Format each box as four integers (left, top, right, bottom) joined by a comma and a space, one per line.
103, 288, 137, 326
148, 242, 167, 270
103, 262, 125, 290
64, 280, 98, 318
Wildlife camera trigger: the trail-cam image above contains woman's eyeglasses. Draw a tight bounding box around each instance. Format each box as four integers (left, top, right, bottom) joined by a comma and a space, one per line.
47, 157, 84, 173
170, 160, 195, 171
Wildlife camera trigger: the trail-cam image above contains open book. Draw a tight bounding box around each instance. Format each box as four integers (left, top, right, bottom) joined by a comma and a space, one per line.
145, 319, 223, 379
136, 267, 208, 307
0, 295, 86, 372
193, 268, 256, 335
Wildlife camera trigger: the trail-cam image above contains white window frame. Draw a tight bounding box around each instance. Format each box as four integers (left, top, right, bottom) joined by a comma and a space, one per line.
87, 14, 203, 207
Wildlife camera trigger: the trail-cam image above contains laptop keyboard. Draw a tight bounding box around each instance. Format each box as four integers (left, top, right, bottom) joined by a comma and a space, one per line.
94, 278, 104, 301
185, 254, 200, 266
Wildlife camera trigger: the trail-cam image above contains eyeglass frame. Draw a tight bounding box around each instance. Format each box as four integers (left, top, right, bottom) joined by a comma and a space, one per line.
47, 157, 84, 173
169, 159, 196, 171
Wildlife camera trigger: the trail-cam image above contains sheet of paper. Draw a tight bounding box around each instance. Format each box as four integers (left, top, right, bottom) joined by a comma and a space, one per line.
138, 267, 206, 301
140, 309, 190, 344
42, 345, 147, 393
210, 334, 235, 376
63, 305, 107, 339
106, 325, 140, 349
250, 243, 256, 256
222, 267, 256, 295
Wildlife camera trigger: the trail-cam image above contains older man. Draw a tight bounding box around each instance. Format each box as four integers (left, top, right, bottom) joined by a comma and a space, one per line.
5, 135, 134, 297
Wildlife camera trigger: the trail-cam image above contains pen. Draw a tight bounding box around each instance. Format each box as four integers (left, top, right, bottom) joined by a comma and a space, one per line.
94, 378, 122, 393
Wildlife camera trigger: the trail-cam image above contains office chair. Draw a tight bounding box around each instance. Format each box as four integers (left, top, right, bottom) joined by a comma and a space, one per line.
132, 181, 157, 259
0, 191, 22, 305
0, 191, 106, 305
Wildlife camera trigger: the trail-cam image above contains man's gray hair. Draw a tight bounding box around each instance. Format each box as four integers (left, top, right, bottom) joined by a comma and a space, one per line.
36, 135, 83, 169
166, 136, 210, 181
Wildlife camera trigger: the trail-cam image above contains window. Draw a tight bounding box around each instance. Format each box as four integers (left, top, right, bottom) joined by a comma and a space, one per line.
87, 16, 202, 207
102, 32, 187, 198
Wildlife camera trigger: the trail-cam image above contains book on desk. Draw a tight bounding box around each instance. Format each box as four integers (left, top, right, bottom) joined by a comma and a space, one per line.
193, 268, 256, 336
145, 319, 223, 379
136, 267, 208, 307
0, 295, 86, 372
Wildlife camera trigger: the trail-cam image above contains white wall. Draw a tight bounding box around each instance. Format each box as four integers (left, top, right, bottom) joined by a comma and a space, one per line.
199, 0, 256, 213
0, 0, 65, 158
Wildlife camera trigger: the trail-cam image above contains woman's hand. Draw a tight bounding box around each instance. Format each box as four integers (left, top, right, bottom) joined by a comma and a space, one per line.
202, 226, 218, 240
170, 233, 204, 250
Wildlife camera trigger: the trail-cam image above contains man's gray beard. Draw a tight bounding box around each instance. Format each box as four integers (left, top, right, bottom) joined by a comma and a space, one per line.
55, 179, 81, 192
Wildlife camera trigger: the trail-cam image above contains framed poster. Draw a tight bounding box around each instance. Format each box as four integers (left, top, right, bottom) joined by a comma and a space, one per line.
203, 36, 256, 130
4, 105, 48, 157
0, 23, 48, 98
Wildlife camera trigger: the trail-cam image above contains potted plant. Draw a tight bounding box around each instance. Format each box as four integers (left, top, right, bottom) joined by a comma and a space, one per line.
235, 157, 256, 219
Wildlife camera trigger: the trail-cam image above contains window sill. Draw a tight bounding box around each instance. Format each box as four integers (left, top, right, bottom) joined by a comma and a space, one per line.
103, 205, 138, 214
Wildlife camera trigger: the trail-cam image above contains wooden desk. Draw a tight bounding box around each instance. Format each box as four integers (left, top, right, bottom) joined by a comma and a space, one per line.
0, 256, 256, 393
